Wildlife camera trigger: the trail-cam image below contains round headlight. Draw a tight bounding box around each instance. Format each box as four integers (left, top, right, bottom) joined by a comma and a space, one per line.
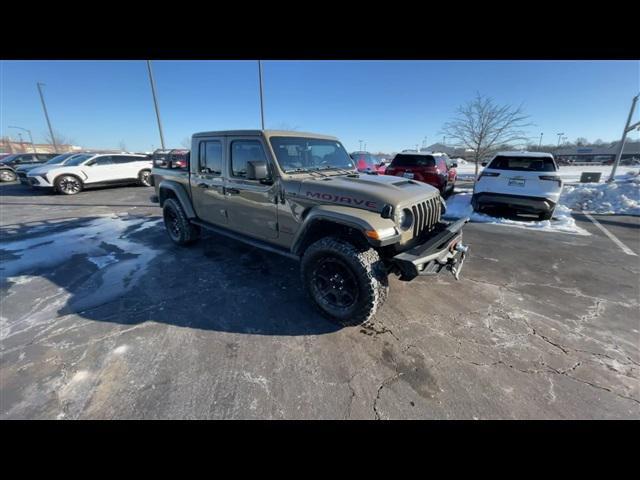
398, 208, 413, 230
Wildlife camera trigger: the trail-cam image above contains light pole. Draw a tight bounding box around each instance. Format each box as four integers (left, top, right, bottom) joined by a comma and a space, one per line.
359, 140, 363, 151
556, 132, 564, 148
146, 60, 166, 150
258, 60, 265, 130
608, 93, 640, 182
8, 126, 37, 153
538, 132, 543, 148
36, 82, 58, 153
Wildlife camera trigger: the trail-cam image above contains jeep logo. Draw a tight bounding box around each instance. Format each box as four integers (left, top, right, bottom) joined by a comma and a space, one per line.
306, 191, 377, 209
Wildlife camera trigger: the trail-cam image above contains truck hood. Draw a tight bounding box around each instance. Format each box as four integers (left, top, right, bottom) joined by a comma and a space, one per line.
291, 172, 440, 213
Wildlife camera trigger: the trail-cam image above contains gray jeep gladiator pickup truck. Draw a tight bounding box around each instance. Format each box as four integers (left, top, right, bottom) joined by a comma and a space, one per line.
152, 130, 469, 324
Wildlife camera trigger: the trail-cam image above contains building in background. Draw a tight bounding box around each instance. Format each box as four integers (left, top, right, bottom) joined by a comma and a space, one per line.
421, 143, 475, 160
554, 141, 640, 164
0, 137, 82, 155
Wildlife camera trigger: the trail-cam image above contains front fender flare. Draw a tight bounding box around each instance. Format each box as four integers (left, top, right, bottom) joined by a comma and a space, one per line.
291, 205, 399, 255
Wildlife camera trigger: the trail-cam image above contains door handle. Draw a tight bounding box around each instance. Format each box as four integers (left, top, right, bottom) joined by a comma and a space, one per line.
225, 187, 240, 195
197, 183, 209, 189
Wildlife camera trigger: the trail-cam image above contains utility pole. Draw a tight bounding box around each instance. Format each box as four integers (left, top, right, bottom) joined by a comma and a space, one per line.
539, 132, 543, 148
258, 60, 265, 130
8, 126, 36, 153
146, 60, 166, 150
608, 93, 640, 182
37, 82, 57, 153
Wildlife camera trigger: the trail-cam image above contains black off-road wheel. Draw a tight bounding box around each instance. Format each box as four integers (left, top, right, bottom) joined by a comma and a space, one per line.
162, 198, 200, 246
55, 175, 83, 195
138, 169, 152, 187
301, 237, 389, 326
0, 170, 17, 182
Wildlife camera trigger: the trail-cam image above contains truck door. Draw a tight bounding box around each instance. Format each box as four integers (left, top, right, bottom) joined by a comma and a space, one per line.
224, 137, 278, 240
191, 137, 228, 225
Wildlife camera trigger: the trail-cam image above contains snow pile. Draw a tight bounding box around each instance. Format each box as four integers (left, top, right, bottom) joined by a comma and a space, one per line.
455, 164, 639, 183
442, 192, 589, 235
559, 171, 640, 215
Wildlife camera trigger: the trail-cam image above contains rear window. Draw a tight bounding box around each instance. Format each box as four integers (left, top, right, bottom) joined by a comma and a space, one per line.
390, 154, 435, 167
488, 156, 557, 172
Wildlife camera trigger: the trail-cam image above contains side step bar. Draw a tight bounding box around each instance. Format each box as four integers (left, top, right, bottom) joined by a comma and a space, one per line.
190, 219, 300, 261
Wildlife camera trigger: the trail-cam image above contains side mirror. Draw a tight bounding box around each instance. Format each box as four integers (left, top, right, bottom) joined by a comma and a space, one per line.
247, 160, 269, 181
86, 160, 96, 166
481, 161, 488, 167
452, 163, 458, 168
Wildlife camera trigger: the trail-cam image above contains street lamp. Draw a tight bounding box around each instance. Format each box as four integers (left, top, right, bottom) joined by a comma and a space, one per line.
538, 132, 543, 148
8, 126, 37, 153
146, 61, 166, 150
37, 82, 58, 153
608, 93, 640, 182
556, 132, 564, 148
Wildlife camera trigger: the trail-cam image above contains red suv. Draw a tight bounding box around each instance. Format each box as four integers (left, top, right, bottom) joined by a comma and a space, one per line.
351, 151, 387, 174
384, 152, 456, 195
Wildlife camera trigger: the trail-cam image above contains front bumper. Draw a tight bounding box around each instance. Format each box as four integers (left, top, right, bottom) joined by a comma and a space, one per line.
26, 175, 53, 188
391, 217, 469, 281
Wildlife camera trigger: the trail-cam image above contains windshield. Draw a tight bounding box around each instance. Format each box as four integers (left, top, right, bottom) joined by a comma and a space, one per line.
488, 156, 557, 172
65, 154, 94, 166
0, 154, 19, 164
45, 153, 75, 165
270, 137, 355, 173
391, 154, 435, 167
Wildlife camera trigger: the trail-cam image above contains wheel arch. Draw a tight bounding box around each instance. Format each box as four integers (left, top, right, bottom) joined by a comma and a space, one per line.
158, 180, 196, 218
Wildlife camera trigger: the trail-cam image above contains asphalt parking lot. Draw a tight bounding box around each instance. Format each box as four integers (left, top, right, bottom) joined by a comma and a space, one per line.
1, 181, 639, 419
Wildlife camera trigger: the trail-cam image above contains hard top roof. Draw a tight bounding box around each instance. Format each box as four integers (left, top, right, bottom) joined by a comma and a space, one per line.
192, 130, 339, 141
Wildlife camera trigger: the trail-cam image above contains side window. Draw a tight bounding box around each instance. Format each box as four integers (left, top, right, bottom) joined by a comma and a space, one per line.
93, 156, 114, 166
199, 141, 222, 175
230, 140, 267, 179
111, 156, 129, 164
438, 158, 447, 170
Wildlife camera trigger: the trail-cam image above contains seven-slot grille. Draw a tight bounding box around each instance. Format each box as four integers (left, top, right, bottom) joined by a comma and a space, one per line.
410, 196, 441, 238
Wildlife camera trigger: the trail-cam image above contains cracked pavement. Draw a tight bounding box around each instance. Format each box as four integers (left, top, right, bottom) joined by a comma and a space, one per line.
1, 183, 639, 419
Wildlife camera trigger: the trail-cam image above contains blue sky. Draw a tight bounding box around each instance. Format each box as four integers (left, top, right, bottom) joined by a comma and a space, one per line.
1, 60, 638, 153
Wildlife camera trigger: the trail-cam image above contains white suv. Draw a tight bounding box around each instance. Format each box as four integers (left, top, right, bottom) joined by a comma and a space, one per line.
27, 153, 153, 195
471, 151, 562, 220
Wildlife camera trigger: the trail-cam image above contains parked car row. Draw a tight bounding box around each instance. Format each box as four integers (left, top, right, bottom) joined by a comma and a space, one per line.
1, 151, 155, 195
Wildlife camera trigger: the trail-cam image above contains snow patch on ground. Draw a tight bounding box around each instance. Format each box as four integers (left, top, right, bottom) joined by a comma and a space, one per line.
559, 171, 640, 215
0, 215, 163, 324
87, 253, 118, 269
443, 192, 590, 235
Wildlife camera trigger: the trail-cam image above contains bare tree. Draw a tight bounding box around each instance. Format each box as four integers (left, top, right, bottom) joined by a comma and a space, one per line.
118, 140, 128, 152
181, 137, 191, 149
574, 137, 589, 146
43, 130, 74, 148
440, 93, 532, 179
